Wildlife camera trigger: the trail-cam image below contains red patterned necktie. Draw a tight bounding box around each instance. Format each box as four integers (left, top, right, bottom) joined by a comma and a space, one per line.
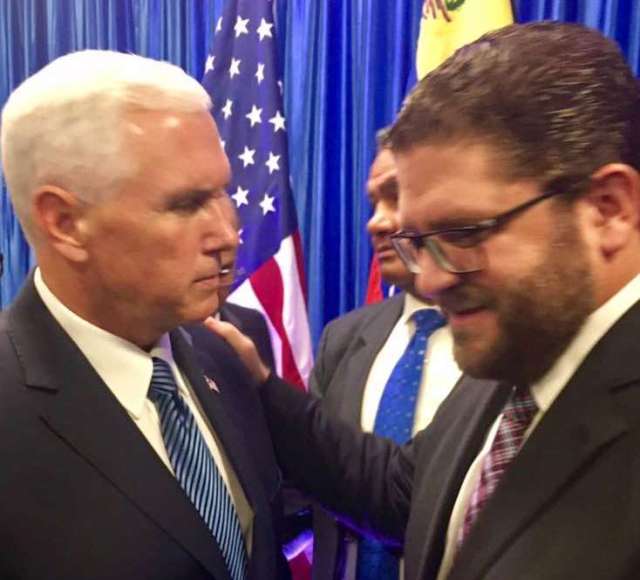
456, 386, 538, 549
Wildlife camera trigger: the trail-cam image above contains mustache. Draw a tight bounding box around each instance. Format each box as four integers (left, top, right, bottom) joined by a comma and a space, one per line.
437, 285, 494, 314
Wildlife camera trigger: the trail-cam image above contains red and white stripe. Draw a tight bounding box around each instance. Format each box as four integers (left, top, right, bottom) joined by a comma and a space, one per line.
228, 231, 313, 391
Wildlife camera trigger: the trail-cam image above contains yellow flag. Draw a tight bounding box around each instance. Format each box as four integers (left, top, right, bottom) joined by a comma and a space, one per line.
417, 0, 513, 80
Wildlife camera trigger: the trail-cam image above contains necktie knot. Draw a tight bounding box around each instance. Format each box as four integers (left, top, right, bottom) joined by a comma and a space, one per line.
502, 386, 538, 426
412, 309, 446, 338
148, 357, 179, 403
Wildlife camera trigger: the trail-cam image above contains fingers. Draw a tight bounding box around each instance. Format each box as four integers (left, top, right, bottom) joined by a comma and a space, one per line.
203, 317, 271, 383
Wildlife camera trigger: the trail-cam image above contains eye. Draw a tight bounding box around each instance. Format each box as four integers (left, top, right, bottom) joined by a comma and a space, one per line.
168, 191, 212, 214
437, 227, 491, 248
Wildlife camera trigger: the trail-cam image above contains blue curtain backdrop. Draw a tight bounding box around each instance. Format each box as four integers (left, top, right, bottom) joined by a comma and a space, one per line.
1, 1, 640, 347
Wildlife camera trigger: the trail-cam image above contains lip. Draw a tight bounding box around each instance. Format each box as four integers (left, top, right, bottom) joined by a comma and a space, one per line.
195, 274, 220, 288
445, 307, 491, 329
375, 246, 398, 260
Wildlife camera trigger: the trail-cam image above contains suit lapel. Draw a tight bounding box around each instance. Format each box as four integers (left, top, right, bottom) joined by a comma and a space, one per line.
332, 295, 405, 424
449, 303, 640, 580
171, 329, 269, 518
410, 378, 511, 579
8, 281, 231, 580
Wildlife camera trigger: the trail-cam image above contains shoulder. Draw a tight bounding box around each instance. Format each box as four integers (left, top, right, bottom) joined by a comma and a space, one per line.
322, 293, 405, 339
221, 302, 267, 325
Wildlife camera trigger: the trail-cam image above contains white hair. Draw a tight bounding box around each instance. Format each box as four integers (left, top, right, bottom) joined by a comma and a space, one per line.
1, 50, 212, 241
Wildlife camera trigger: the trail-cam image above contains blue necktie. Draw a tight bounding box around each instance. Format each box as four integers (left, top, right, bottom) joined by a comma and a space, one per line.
356, 309, 446, 580
148, 357, 248, 580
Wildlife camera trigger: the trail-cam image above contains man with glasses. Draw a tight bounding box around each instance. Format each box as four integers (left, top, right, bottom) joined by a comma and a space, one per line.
212, 22, 640, 579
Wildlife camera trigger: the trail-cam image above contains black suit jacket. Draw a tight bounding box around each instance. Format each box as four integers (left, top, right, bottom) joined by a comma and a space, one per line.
310, 293, 470, 579
0, 279, 290, 580
187, 304, 311, 550
220, 302, 276, 370
259, 299, 640, 579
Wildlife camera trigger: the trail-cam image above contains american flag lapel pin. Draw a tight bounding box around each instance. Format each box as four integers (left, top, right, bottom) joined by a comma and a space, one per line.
205, 375, 220, 394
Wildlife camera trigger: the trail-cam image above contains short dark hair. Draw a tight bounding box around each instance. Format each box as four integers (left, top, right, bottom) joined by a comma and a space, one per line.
385, 22, 640, 192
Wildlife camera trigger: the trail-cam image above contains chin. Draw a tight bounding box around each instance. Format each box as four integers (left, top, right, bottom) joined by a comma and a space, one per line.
452, 335, 497, 379
379, 267, 413, 289
183, 298, 220, 324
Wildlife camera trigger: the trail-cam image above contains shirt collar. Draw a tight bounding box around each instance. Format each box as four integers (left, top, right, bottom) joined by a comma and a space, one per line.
34, 268, 173, 420
402, 292, 443, 326
531, 273, 640, 412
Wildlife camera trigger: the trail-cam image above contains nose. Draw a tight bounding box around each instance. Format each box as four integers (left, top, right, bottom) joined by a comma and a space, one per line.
413, 249, 461, 301
367, 205, 397, 237
203, 198, 239, 253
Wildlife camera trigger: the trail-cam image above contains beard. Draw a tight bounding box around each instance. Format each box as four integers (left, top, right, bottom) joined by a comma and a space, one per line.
446, 214, 595, 386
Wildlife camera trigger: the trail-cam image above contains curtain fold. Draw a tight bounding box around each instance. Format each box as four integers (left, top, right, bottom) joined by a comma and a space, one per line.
2, 0, 640, 346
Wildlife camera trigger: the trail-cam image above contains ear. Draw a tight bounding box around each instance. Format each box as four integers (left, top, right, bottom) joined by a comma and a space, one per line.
582, 163, 640, 258
32, 186, 91, 262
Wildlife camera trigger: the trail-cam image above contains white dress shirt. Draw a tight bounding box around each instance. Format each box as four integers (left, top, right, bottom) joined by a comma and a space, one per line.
436, 273, 640, 580
361, 292, 462, 435
343, 292, 462, 579
34, 268, 254, 553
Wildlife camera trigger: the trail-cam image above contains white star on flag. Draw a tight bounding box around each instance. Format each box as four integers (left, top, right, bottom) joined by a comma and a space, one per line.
265, 152, 281, 174
215, 17, 223, 33
229, 58, 241, 79
234, 15, 250, 38
246, 105, 263, 127
238, 146, 256, 167
205, 55, 215, 72
221, 99, 233, 119
232, 185, 250, 207
259, 193, 276, 215
238, 228, 244, 244
269, 110, 286, 132
255, 63, 265, 84
256, 18, 274, 41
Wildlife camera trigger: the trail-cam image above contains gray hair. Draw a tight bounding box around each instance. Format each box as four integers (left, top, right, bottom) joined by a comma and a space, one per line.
1, 50, 212, 241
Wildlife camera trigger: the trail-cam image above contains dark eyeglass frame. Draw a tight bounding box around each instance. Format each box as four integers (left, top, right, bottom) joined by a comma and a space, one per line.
390, 189, 567, 274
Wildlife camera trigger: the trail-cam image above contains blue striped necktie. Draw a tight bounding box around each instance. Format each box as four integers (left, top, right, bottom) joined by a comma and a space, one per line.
148, 357, 248, 580
356, 309, 446, 580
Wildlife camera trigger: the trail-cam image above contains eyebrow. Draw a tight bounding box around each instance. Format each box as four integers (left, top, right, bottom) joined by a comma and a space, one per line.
165, 188, 219, 209
368, 178, 398, 201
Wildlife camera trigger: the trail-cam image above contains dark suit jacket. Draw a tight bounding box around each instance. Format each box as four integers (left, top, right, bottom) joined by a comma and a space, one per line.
187, 304, 311, 550
221, 302, 276, 370
259, 298, 640, 579
309, 293, 405, 578
0, 279, 290, 580
310, 293, 470, 579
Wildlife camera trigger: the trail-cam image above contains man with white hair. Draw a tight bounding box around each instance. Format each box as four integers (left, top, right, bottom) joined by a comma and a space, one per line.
0, 50, 291, 580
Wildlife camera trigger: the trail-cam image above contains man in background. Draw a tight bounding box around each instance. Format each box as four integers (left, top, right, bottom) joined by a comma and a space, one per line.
0, 50, 290, 580
311, 147, 465, 580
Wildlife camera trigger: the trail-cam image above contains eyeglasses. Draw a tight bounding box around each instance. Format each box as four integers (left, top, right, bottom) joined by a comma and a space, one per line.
390, 190, 566, 274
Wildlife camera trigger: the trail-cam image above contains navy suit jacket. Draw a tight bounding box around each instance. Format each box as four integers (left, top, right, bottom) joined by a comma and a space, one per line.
0, 279, 290, 580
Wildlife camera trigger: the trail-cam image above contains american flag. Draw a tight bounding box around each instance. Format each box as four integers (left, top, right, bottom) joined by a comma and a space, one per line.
365, 257, 398, 305
202, 0, 312, 390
